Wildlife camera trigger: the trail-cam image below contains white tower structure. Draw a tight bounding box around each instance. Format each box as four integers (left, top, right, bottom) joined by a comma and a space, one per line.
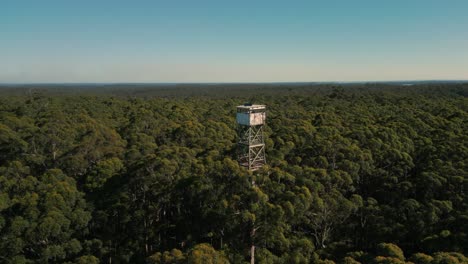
236, 104, 266, 171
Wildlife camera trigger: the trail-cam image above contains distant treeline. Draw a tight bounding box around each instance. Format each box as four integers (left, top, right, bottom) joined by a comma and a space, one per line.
0, 82, 467, 98
0, 83, 467, 263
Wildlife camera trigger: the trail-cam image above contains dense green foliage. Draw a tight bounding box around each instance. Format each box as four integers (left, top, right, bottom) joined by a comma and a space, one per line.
0, 84, 467, 263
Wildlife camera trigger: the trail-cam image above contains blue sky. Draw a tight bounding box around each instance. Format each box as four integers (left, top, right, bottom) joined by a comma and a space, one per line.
1, 0, 467, 82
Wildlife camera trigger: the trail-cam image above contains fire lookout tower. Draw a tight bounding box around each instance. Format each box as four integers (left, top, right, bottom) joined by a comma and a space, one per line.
236, 104, 267, 171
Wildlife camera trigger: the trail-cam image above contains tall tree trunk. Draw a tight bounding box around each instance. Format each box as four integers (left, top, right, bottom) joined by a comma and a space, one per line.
250, 244, 255, 264
250, 227, 256, 264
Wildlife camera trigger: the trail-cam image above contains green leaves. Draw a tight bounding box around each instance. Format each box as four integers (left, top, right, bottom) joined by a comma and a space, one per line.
376, 243, 405, 261
0, 85, 467, 263
0, 124, 28, 164
0, 164, 91, 262
85, 158, 124, 191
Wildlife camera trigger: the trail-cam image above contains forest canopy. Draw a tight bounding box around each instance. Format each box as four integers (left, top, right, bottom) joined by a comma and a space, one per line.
0, 83, 467, 263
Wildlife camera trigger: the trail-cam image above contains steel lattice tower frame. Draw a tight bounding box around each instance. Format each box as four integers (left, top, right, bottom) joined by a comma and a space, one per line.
236, 104, 266, 171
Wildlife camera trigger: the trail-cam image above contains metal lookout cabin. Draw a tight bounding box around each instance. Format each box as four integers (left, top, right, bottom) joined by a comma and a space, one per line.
236, 104, 267, 171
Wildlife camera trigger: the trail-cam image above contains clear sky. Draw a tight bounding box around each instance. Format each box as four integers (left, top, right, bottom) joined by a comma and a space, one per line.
1, 0, 468, 83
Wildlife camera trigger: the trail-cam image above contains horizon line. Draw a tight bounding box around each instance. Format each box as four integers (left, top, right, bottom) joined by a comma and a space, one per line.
1, 79, 468, 86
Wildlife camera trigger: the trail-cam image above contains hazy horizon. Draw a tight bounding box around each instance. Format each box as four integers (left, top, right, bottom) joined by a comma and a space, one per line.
2, 79, 468, 86
2, 1, 468, 83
